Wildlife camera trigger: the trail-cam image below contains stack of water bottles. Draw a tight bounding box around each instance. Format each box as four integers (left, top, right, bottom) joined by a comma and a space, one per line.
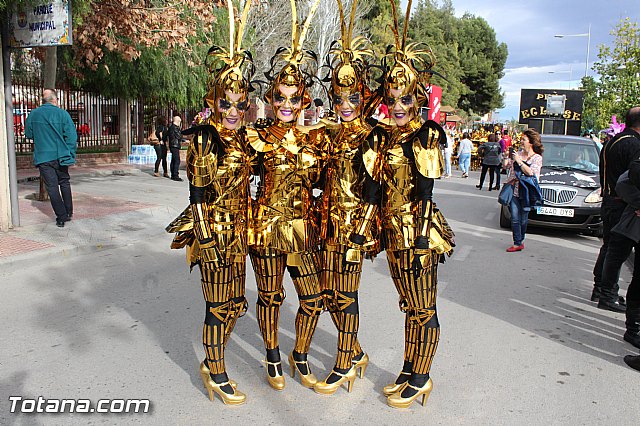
128, 145, 172, 165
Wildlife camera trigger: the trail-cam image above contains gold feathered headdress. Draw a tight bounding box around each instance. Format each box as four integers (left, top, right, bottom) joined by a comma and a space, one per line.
263, 0, 322, 111
329, 0, 374, 103
204, 0, 255, 124
383, 0, 436, 110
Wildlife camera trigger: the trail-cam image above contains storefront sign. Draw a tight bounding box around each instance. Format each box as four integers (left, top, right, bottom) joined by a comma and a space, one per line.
519, 89, 583, 123
9, 0, 72, 48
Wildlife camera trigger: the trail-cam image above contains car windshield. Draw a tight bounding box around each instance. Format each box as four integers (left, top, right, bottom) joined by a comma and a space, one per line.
542, 141, 599, 173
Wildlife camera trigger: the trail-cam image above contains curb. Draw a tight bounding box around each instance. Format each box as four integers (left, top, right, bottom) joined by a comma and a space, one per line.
17, 167, 144, 184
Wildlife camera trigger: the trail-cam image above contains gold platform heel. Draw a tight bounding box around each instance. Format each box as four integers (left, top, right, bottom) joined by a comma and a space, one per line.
387, 378, 433, 409
288, 352, 317, 388
313, 367, 357, 395
262, 360, 285, 391
352, 352, 369, 379
199, 362, 237, 388
199, 373, 246, 405
382, 371, 411, 396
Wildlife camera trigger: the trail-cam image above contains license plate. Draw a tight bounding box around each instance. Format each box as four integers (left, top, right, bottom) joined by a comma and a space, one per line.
536, 206, 574, 217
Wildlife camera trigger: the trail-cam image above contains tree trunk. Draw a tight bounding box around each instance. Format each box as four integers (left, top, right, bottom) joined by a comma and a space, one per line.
43, 46, 57, 89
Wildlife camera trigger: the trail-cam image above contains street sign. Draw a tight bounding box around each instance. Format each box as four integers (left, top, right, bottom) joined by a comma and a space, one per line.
8, 0, 73, 48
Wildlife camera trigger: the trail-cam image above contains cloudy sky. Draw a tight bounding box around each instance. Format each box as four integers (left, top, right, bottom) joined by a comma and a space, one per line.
419, 0, 637, 120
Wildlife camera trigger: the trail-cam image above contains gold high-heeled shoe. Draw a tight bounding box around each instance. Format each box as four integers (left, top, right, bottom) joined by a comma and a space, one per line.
387, 378, 433, 409
313, 367, 357, 395
288, 352, 317, 388
262, 360, 285, 391
199, 373, 246, 405
352, 352, 369, 379
199, 362, 237, 388
382, 371, 411, 396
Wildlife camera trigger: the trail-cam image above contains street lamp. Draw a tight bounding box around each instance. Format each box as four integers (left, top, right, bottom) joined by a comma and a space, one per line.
549, 64, 573, 89
555, 24, 591, 78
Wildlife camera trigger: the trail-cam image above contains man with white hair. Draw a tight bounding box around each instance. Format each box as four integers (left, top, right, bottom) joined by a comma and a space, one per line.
167, 115, 184, 181
25, 88, 78, 227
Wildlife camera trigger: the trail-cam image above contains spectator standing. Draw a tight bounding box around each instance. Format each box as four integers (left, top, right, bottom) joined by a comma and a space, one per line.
313, 98, 325, 124
504, 129, 544, 252
499, 129, 512, 153
167, 115, 184, 181
443, 130, 453, 178
25, 88, 77, 228
476, 133, 502, 190
593, 107, 640, 312
153, 116, 169, 177
457, 132, 473, 178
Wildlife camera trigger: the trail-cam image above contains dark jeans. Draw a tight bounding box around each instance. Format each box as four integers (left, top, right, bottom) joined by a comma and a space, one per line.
593, 197, 625, 293
169, 146, 181, 178
509, 195, 530, 246
600, 230, 640, 302
38, 160, 73, 221
153, 144, 167, 174
479, 164, 499, 189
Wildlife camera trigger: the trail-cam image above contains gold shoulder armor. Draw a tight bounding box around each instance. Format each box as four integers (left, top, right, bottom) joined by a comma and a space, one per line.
412, 138, 444, 179
246, 126, 274, 153
187, 130, 218, 187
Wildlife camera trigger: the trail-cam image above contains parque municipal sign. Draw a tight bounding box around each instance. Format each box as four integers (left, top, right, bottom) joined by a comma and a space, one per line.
8, 0, 72, 48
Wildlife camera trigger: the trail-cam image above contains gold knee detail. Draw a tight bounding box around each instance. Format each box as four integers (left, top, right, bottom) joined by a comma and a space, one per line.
299, 295, 324, 316
408, 308, 436, 326
258, 289, 285, 307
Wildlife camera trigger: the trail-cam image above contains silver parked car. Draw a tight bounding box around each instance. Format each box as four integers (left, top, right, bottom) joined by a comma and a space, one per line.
499, 134, 603, 236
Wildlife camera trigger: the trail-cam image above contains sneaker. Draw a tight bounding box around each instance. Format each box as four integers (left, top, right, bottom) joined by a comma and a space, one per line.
597, 299, 626, 313
171, 177, 184, 182
153, 172, 160, 177
163, 173, 170, 178
56, 219, 65, 228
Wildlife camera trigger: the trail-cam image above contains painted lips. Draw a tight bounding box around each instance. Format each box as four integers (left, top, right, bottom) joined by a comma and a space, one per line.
280, 109, 293, 116
341, 110, 353, 117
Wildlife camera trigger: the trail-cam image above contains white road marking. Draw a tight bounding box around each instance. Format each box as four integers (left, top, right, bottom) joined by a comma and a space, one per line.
452, 245, 471, 261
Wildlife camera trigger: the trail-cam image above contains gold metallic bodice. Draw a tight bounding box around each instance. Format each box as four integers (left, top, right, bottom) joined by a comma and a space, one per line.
167, 123, 252, 264
379, 118, 444, 251
323, 117, 378, 251
246, 121, 326, 253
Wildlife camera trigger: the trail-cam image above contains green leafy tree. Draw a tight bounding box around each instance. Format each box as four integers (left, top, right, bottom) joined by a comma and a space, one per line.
408, 0, 464, 109
583, 17, 640, 131
456, 12, 507, 115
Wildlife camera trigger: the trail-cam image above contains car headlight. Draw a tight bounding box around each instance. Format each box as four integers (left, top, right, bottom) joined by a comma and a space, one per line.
585, 188, 602, 203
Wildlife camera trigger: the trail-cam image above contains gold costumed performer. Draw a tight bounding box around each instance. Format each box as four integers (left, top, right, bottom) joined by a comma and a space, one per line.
245, 0, 325, 391
314, 0, 386, 395
377, 0, 455, 409
165, 0, 254, 405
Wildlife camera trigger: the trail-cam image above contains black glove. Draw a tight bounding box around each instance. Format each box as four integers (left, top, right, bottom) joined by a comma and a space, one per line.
414, 236, 429, 250
349, 233, 366, 246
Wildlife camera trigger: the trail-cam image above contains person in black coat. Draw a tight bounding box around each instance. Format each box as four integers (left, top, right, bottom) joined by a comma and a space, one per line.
594, 106, 640, 313
153, 116, 169, 177
476, 133, 502, 190
167, 115, 184, 181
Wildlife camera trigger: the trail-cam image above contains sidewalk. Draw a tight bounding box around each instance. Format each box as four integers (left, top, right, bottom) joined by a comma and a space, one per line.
2, 163, 178, 267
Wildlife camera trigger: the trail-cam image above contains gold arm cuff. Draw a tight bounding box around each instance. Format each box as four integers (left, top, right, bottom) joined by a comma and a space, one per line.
191, 203, 213, 241
354, 204, 378, 237
345, 248, 362, 263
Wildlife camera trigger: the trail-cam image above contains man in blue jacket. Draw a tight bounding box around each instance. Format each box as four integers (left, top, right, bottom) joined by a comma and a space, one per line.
25, 88, 78, 227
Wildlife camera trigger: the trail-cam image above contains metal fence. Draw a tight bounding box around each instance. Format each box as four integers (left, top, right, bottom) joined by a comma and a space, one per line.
12, 72, 122, 154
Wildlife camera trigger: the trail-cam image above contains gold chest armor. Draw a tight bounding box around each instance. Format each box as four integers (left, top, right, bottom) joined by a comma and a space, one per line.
324, 120, 377, 250
247, 123, 324, 253
381, 139, 416, 251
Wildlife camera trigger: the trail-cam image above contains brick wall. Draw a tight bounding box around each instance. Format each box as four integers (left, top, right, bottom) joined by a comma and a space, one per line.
16, 151, 126, 169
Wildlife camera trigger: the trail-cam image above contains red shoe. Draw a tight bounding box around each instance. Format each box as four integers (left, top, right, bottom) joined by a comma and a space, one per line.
506, 244, 524, 252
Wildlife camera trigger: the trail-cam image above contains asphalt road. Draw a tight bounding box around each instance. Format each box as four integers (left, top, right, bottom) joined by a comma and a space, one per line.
1, 169, 638, 425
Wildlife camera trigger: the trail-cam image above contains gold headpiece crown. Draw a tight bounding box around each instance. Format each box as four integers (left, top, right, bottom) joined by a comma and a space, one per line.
264, 0, 321, 108
384, 0, 436, 108
330, 0, 374, 96
204, 0, 254, 120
